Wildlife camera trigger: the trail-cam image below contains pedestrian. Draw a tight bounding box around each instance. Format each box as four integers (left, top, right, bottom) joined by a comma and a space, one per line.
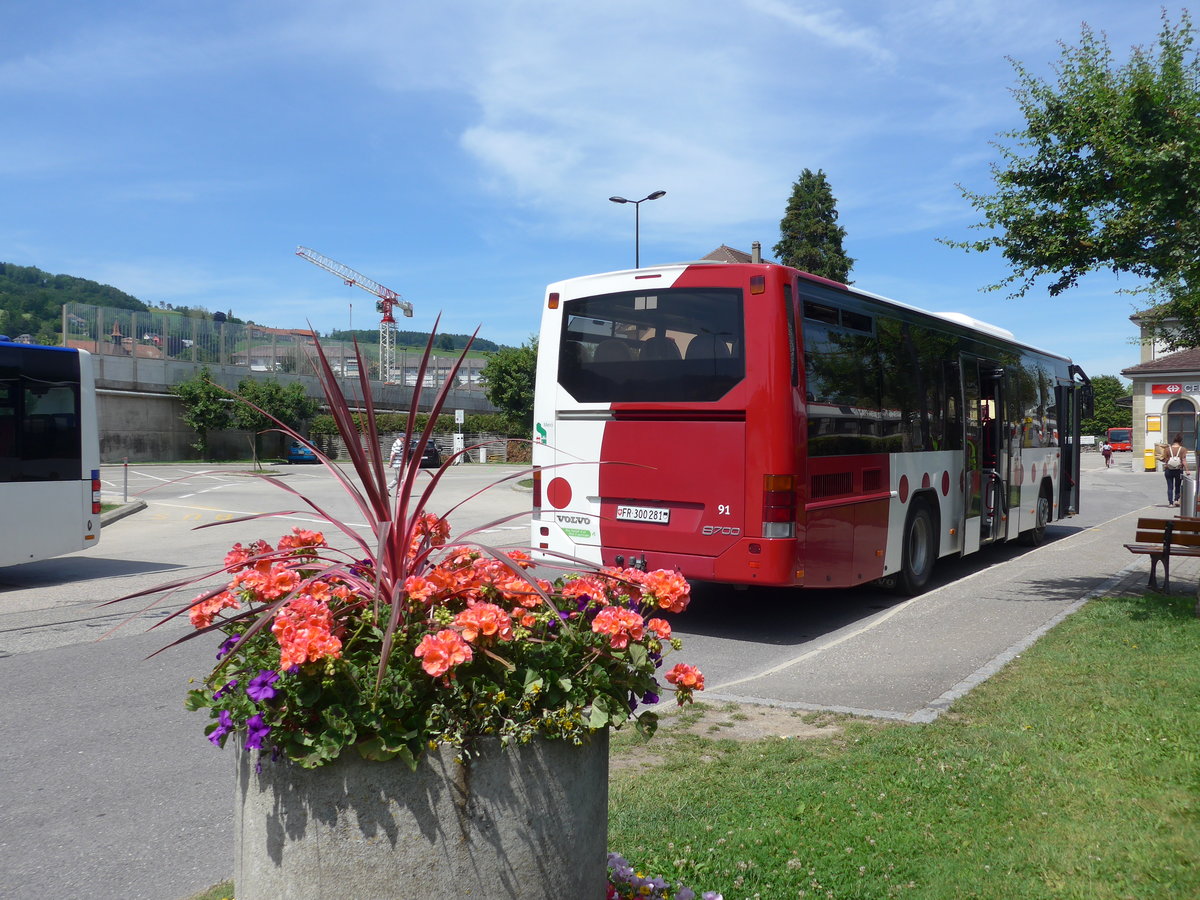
387, 433, 405, 490
1161, 433, 1189, 507
1100, 441, 1113, 467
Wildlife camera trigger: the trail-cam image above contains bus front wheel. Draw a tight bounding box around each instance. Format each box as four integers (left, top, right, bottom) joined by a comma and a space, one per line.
897, 502, 936, 595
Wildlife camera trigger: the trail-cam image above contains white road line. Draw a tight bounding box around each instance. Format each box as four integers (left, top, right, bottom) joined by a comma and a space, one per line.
152, 501, 371, 530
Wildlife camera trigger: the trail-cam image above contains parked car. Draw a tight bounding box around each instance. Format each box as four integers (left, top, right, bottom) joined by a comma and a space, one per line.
411, 438, 442, 469
287, 441, 319, 464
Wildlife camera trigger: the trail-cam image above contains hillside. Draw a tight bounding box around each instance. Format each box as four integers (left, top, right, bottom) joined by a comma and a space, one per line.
0, 262, 149, 342
0, 262, 503, 350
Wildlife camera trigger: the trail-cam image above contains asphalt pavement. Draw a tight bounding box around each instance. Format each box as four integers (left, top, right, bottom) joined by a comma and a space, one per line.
700, 449, 1196, 721
1, 451, 1190, 900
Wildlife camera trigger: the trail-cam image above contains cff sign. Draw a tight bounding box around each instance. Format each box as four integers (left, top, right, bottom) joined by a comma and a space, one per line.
1151, 383, 1195, 394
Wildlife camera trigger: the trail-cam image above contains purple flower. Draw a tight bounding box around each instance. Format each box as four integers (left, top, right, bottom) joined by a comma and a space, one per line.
215, 634, 240, 660
246, 669, 280, 702
676, 889, 696, 900
213, 679, 238, 700
642, 691, 660, 705
208, 709, 234, 746
245, 714, 271, 751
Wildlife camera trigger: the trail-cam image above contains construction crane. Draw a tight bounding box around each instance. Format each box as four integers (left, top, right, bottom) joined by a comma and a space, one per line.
295, 246, 412, 383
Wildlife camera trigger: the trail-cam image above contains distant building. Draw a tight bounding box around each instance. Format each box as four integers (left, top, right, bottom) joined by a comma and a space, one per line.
1122, 308, 1200, 467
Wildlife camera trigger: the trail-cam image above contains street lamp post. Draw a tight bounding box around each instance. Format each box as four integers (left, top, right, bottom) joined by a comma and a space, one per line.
609, 190, 666, 268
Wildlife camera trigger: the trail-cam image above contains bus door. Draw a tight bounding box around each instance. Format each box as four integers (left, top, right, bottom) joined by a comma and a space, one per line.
961, 356, 1007, 553
1056, 366, 1090, 516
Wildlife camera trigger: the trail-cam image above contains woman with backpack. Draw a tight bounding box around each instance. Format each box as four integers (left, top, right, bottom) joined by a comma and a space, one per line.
1161, 433, 1189, 507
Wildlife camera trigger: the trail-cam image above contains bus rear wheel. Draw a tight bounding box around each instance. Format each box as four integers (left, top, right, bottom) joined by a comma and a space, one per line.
1020, 486, 1052, 546
897, 502, 936, 595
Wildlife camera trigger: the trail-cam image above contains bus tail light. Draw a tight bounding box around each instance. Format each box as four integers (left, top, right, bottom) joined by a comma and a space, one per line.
532, 466, 542, 511
547, 292, 560, 310
762, 474, 795, 538
91, 470, 101, 515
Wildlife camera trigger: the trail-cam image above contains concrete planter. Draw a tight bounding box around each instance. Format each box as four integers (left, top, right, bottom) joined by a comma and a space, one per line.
233, 731, 609, 900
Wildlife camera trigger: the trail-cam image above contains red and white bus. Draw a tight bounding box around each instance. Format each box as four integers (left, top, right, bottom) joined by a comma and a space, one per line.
530, 261, 1091, 594
1105, 427, 1132, 452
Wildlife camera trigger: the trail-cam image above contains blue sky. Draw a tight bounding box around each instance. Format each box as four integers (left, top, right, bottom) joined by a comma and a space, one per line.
0, 1, 1176, 379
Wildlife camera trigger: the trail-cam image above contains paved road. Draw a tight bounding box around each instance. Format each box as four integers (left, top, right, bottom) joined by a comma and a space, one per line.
0, 451, 1173, 899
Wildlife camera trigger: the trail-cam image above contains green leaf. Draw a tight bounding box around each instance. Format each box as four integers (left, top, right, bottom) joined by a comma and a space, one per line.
185, 689, 213, 711
635, 711, 659, 739
356, 736, 402, 762
627, 643, 648, 669
587, 697, 611, 729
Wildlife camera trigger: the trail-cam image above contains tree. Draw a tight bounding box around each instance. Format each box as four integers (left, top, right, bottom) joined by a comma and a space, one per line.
171, 367, 231, 460
773, 168, 854, 282
481, 338, 538, 431
1081, 374, 1132, 438
232, 377, 320, 467
949, 11, 1200, 348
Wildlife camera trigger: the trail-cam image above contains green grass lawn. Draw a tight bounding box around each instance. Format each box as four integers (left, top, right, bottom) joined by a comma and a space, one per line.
608, 590, 1199, 899
188, 589, 1198, 900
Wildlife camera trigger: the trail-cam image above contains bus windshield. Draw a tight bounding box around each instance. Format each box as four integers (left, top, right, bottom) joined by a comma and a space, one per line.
557, 287, 745, 403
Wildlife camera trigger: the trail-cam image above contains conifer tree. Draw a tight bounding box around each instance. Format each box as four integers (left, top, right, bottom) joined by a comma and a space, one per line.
774, 168, 854, 283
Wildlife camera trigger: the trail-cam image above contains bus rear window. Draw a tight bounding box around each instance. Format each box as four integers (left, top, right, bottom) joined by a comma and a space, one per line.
0, 347, 83, 482
558, 288, 745, 402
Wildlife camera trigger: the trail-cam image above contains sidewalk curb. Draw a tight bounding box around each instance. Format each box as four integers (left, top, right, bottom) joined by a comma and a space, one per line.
101, 499, 147, 526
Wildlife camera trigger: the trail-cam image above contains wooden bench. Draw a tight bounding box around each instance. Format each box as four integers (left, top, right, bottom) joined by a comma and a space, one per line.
1124, 517, 1200, 592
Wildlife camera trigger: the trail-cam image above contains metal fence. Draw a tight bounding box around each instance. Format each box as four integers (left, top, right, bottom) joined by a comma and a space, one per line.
62, 302, 488, 392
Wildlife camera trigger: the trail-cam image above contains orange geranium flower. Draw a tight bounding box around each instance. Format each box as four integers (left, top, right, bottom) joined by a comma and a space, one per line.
272, 593, 343, 670
591, 606, 645, 650
277, 528, 326, 553
232, 562, 301, 602
414, 628, 473, 677
646, 617, 672, 639
639, 569, 691, 614
454, 603, 514, 644
189, 590, 240, 629
561, 574, 611, 606
404, 574, 439, 605
665, 662, 704, 691
224, 539, 274, 572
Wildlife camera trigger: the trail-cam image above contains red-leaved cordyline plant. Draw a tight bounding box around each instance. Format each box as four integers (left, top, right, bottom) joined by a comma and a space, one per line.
110, 322, 703, 768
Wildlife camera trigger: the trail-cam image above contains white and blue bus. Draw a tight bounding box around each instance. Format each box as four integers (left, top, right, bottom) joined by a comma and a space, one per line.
0, 339, 101, 565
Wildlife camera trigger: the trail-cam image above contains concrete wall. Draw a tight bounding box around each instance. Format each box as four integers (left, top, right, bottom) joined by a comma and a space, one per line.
93, 356, 498, 462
